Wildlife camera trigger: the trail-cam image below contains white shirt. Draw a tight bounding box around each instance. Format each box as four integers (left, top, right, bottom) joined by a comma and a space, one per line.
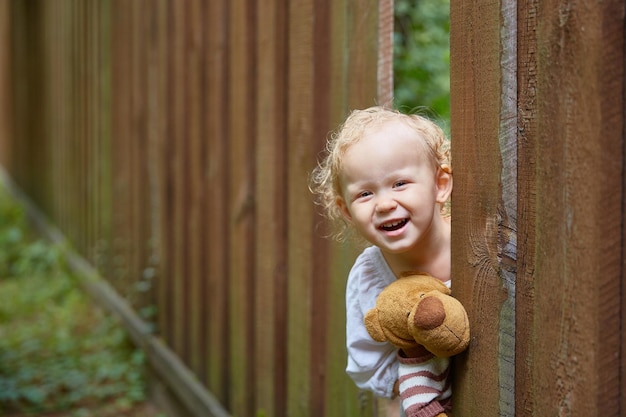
345, 246, 451, 398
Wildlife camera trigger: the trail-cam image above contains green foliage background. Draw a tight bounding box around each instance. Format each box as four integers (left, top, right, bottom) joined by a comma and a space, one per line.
0, 187, 148, 416
394, 0, 450, 124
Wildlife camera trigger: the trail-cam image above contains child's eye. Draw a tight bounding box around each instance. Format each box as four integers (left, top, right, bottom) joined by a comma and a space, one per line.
394, 181, 407, 188
357, 191, 372, 199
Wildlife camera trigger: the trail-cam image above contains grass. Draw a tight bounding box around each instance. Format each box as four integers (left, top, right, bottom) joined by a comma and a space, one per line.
0, 187, 164, 417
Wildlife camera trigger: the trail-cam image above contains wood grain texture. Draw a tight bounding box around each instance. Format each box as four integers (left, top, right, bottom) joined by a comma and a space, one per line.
523, 0, 624, 414
450, 0, 504, 415
452, 0, 626, 415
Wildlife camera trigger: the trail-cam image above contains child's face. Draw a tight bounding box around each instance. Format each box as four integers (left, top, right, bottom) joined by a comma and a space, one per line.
337, 121, 451, 254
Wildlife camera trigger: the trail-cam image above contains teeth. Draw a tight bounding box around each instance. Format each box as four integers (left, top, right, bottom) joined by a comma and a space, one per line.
383, 220, 403, 228
380, 219, 407, 231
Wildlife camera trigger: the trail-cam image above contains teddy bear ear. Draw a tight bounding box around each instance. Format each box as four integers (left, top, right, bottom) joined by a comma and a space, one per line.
364, 309, 387, 342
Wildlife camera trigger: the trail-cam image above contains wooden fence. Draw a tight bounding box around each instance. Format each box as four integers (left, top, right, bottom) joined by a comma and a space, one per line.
451, 0, 626, 415
2, 0, 626, 416
0, 1, 394, 416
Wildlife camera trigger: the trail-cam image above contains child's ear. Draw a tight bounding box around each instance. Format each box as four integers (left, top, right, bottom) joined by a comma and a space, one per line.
336, 197, 353, 223
435, 164, 453, 203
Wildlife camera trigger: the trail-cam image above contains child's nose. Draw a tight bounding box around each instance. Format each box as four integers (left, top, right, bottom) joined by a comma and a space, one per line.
375, 196, 398, 212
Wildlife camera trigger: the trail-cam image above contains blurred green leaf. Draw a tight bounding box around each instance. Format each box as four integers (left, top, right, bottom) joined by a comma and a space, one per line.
394, 0, 450, 125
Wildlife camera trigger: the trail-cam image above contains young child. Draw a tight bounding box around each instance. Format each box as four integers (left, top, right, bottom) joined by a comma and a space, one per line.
310, 106, 454, 417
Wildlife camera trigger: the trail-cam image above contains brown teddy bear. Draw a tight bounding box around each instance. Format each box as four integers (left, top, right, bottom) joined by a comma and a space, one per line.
364, 272, 470, 417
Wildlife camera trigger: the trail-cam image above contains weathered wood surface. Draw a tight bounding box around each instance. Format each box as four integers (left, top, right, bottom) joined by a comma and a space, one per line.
451, 0, 625, 415
450, 0, 503, 414
0, 1, 392, 416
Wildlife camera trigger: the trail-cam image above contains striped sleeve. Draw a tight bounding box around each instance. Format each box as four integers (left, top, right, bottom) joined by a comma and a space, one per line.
397, 352, 452, 417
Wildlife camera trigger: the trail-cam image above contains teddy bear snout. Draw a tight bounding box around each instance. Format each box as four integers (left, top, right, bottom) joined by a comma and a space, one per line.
413, 296, 446, 330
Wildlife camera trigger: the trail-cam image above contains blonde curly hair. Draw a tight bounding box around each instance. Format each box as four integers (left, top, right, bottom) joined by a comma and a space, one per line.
310, 106, 451, 241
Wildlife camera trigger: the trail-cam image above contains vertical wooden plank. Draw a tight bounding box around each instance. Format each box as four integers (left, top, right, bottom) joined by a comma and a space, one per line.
515, 0, 538, 414
111, 0, 133, 297
125, 0, 140, 301
89, 0, 100, 267
144, 0, 165, 325
0, 0, 12, 170
166, 0, 188, 359
183, 0, 205, 378
309, 1, 331, 416
254, 0, 288, 416
48, 0, 60, 238
82, 0, 90, 256
376, 0, 393, 107
133, 0, 154, 311
450, 0, 504, 415
516, 0, 624, 414
228, 0, 256, 415
40, 0, 53, 214
345, 0, 382, 109
204, 0, 230, 404
8, 1, 26, 189
54, 2, 72, 251
90, 0, 104, 268
286, 0, 314, 415
64, 0, 75, 239
150, 0, 172, 365
194, 0, 211, 386
85, 0, 95, 264
96, 0, 112, 282
76, 0, 87, 252
325, 1, 356, 414
65, 0, 75, 244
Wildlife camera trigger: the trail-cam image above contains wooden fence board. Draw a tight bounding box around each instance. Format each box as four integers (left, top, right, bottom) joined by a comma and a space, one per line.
0, 0, 10, 169
520, 0, 624, 414
185, 0, 205, 382
325, 2, 353, 416
169, 0, 187, 361
309, 2, 332, 417
149, 0, 171, 376
228, 0, 257, 415
85, 0, 95, 264
254, 1, 288, 416
110, 0, 131, 299
450, 0, 503, 415
93, 0, 112, 279
515, 1, 538, 412
286, 0, 315, 415
346, 0, 384, 109
451, 0, 626, 415
204, 0, 230, 404
324, 2, 348, 416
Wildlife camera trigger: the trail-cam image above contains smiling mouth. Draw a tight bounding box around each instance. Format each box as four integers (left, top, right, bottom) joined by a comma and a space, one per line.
379, 219, 408, 232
